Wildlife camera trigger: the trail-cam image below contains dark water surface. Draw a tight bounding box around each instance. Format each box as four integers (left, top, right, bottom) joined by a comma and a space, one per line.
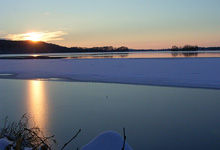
0, 51, 220, 59
0, 79, 220, 150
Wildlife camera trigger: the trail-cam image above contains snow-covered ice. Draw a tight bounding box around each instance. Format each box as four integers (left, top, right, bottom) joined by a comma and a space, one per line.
0, 58, 220, 89
81, 131, 132, 150
0, 131, 132, 150
0, 137, 13, 149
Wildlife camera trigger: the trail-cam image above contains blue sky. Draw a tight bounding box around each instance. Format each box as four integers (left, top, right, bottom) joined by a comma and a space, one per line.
1, 0, 220, 49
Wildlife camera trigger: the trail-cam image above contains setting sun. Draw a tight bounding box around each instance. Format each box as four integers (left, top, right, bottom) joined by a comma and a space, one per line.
25, 32, 42, 42
4, 31, 67, 43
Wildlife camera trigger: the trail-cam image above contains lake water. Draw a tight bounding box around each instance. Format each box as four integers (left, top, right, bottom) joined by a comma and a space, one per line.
0, 79, 220, 149
0, 51, 220, 59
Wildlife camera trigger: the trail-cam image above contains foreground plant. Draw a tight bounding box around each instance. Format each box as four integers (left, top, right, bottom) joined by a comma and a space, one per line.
0, 114, 56, 150
1, 115, 129, 150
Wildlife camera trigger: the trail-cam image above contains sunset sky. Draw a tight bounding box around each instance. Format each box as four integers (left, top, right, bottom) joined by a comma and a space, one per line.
1, 0, 220, 49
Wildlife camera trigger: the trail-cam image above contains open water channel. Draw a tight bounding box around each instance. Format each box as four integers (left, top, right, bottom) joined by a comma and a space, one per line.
0, 79, 220, 149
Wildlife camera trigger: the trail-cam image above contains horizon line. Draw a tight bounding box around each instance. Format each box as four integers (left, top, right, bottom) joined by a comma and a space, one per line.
1, 39, 220, 51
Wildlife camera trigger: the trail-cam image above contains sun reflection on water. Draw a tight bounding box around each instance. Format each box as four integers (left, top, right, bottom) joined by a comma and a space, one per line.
27, 80, 49, 134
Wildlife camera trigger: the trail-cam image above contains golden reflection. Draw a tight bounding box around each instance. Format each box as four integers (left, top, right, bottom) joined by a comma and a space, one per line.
31, 54, 40, 57
27, 80, 49, 133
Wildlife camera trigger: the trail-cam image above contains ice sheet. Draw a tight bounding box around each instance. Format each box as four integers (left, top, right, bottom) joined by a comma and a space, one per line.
0, 58, 220, 89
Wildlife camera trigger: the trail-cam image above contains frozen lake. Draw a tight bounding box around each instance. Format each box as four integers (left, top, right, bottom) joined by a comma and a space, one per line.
1, 79, 220, 149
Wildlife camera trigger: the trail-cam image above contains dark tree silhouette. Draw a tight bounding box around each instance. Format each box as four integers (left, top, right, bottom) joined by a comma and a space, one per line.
171, 46, 179, 51
0, 40, 129, 54
171, 45, 199, 51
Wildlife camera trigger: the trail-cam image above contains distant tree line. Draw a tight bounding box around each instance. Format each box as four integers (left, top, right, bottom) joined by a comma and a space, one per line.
70, 46, 129, 53
1, 40, 219, 54
199, 47, 220, 50
171, 45, 199, 51
0, 40, 129, 54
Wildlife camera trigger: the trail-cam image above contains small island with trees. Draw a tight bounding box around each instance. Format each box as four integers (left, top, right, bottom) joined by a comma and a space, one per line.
171, 45, 199, 51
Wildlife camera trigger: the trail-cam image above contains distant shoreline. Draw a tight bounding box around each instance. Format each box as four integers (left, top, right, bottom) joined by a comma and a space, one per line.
0, 50, 220, 59
1, 39, 220, 54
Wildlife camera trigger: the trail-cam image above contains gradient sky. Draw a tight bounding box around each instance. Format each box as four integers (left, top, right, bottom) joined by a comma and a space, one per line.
1, 0, 220, 49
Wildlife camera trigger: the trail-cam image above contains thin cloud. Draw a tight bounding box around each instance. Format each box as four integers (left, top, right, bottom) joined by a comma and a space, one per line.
44, 11, 51, 16
4, 31, 68, 42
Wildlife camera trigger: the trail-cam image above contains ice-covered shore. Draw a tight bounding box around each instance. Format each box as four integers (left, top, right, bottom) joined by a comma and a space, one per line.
0, 131, 132, 150
0, 58, 220, 89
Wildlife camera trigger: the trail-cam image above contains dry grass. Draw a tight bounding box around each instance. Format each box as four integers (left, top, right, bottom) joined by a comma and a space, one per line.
0, 114, 56, 150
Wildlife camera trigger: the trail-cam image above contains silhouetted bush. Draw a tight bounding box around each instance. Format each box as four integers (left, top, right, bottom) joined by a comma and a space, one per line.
171, 46, 179, 51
